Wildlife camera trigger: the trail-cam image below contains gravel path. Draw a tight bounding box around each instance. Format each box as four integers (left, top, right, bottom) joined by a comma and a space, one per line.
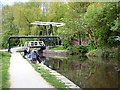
9, 52, 55, 88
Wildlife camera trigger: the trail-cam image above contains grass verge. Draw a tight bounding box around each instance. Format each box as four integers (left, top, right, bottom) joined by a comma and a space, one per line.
0, 51, 11, 88
30, 62, 68, 90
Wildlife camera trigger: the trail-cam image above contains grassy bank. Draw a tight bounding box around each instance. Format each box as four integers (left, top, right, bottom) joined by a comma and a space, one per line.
0, 52, 11, 88
87, 47, 120, 59
30, 63, 68, 90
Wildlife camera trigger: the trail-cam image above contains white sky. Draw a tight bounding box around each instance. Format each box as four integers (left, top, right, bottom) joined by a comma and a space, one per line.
0, 0, 118, 6
0, 0, 29, 6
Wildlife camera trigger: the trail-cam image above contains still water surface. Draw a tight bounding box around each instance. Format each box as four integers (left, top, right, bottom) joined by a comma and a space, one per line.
42, 54, 119, 88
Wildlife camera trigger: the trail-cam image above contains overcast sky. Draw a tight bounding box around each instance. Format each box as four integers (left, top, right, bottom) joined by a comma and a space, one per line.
0, 0, 118, 6
0, 0, 29, 6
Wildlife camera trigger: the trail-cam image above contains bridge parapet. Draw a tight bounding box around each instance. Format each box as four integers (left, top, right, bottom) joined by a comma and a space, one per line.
24, 41, 46, 50
24, 41, 45, 47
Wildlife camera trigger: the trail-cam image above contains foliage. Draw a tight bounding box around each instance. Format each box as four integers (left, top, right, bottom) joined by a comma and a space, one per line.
83, 2, 120, 48
0, 52, 11, 88
58, 2, 90, 48
87, 47, 119, 59
1, 2, 119, 52
67, 45, 88, 55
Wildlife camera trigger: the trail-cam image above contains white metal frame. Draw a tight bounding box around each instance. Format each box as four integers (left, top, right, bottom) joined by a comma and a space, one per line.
31, 21, 65, 27
24, 41, 45, 47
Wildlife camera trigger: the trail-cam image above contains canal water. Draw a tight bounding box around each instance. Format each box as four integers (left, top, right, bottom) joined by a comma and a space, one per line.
41, 54, 119, 88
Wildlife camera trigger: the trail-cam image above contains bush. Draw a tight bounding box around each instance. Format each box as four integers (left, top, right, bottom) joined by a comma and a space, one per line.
76, 45, 88, 53
67, 45, 88, 55
101, 50, 109, 58
87, 47, 119, 59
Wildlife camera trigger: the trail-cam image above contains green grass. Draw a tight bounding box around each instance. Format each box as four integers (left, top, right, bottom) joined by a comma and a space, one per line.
49, 46, 66, 50
86, 49, 103, 57
0, 51, 11, 89
30, 63, 68, 90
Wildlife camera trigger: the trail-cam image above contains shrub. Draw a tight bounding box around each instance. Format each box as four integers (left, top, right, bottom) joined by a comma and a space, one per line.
101, 50, 109, 58
76, 45, 88, 53
67, 45, 88, 55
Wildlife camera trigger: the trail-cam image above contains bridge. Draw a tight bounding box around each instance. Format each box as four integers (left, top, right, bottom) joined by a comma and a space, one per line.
8, 21, 65, 52
8, 36, 61, 52
24, 41, 46, 48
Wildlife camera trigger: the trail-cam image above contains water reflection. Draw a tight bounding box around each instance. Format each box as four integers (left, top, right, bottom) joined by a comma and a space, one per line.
45, 57, 62, 70
40, 54, 119, 88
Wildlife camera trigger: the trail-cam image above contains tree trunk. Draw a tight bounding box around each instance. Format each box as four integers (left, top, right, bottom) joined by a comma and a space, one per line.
78, 32, 81, 45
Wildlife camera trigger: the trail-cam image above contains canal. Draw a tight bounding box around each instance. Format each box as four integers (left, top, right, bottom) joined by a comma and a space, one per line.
41, 54, 119, 88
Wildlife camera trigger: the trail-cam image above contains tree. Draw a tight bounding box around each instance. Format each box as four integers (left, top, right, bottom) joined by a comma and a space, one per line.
83, 2, 120, 48
58, 2, 90, 47
2, 5, 19, 48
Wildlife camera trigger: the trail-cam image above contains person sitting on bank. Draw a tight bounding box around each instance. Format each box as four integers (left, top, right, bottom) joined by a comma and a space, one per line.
27, 47, 31, 54
31, 48, 37, 64
23, 48, 28, 59
36, 50, 42, 64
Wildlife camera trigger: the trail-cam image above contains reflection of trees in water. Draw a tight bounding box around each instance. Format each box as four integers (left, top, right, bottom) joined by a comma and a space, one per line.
44, 55, 119, 88
64, 58, 118, 88
45, 57, 63, 70
73, 61, 98, 88
82, 60, 119, 88
69, 61, 81, 70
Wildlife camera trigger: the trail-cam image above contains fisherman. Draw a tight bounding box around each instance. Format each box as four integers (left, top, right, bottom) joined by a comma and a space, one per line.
31, 48, 37, 64
23, 48, 28, 59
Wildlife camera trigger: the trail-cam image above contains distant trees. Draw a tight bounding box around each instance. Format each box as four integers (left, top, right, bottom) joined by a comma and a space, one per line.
1, 2, 119, 49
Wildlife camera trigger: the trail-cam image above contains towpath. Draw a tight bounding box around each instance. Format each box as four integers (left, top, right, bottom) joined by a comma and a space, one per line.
9, 51, 55, 88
